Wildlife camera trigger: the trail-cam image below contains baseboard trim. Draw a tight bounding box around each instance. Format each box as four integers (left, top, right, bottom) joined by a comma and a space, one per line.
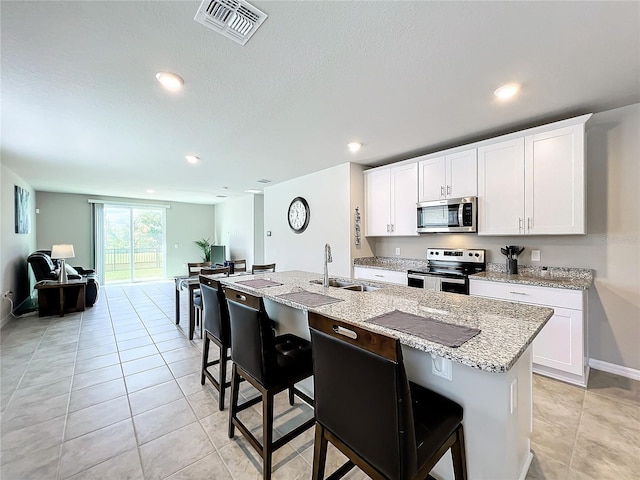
589, 358, 640, 381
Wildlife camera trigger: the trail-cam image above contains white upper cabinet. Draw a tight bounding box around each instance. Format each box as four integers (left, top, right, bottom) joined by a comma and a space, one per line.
365, 163, 418, 236
478, 120, 587, 235
524, 125, 585, 234
478, 138, 526, 235
418, 149, 477, 202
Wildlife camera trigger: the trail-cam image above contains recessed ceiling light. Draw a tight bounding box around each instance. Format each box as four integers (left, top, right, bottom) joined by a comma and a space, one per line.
146, 189, 155, 194
347, 142, 362, 152
185, 155, 199, 164
216, 195, 228, 198
494, 83, 520, 101
245, 189, 261, 194
256, 179, 271, 184
155, 71, 184, 91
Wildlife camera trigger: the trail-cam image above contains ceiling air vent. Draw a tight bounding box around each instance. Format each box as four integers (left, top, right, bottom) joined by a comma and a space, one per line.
194, 0, 268, 46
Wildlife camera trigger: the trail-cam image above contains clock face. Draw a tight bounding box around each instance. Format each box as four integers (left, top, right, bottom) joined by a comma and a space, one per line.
288, 197, 310, 233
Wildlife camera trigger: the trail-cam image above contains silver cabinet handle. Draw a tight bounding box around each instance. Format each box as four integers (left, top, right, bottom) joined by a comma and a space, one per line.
386, 224, 390, 233
236, 294, 247, 301
374, 274, 384, 278
447, 185, 451, 196
390, 224, 394, 232
440, 186, 445, 197
510, 291, 528, 296
527, 217, 531, 231
518, 218, 522, 233
333, 325, 357, 339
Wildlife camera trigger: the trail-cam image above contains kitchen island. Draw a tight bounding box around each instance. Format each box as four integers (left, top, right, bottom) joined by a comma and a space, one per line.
219, 271, 553, 480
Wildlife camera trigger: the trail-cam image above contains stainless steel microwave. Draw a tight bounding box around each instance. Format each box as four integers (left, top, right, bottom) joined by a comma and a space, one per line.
416, 197, 477, 233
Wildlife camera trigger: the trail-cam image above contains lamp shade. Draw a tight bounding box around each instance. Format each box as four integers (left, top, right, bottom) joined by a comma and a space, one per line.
51, 244, 75, 259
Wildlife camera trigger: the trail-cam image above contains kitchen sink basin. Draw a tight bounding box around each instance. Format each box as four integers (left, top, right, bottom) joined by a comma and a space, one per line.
309, 278, 381, 292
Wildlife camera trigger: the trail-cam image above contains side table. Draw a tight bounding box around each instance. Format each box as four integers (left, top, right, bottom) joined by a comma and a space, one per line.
35, 279, 87, 317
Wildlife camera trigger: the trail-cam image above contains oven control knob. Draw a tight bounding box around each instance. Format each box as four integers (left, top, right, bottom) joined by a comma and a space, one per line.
468, 253, 472, 256
475, 253, 479, 257
435, 252, 439, 255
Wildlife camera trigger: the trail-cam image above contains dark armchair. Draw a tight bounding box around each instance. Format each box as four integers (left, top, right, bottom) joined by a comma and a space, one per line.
28, 250, 99, 307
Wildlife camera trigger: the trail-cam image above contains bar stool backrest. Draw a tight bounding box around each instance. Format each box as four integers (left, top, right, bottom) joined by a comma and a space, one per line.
200, 266, 230, 276
199, 276, 230, 345
225, 287, 277, 386
251, 263, 276, 274
308, 312, 418, 480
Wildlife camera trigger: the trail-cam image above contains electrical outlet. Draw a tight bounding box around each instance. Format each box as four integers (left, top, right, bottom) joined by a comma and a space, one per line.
531, 250, 541, 262
395, 248, 401, 256
431, 354, 452, 381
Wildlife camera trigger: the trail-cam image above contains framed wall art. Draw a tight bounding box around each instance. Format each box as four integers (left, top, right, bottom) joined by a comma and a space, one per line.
14, 185, 30, 234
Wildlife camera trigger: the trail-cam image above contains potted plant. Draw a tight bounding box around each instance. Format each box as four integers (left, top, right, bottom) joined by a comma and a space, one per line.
194, 237, 212, 262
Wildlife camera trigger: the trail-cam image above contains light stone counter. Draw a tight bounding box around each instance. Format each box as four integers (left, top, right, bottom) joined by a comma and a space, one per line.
353, 256, 427, 272
472, 263, 593, 290
220, 270, 553, 373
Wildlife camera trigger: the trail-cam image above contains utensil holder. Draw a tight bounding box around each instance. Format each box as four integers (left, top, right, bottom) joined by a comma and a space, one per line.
507, 259, 518, 275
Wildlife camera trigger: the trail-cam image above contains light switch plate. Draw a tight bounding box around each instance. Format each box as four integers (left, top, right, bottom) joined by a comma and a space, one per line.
510, 379, 518, 413
531, 250, 541, 262
395, 248, 401, 256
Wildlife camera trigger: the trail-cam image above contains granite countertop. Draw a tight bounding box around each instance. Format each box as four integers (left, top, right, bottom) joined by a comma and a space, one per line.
471, 264, 593, 290
353, 256, 427, 272
219, 270, 553, 374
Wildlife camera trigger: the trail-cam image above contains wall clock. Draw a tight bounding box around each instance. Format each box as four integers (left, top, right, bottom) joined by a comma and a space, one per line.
287, 197, 310, 233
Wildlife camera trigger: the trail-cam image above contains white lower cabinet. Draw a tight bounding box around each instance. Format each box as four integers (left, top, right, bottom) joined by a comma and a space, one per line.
469, 279, 588, 386
353, 266, 407, 286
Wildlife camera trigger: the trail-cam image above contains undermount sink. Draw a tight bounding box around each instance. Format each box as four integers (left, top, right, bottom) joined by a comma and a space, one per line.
309, 278, 381, 292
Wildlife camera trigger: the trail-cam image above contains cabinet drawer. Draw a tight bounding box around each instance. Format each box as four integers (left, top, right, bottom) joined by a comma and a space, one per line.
469, 279, 584, 309
354, 267, 407, 285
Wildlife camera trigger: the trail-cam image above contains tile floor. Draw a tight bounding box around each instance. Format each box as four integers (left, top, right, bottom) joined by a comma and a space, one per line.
1, 281, 638, 479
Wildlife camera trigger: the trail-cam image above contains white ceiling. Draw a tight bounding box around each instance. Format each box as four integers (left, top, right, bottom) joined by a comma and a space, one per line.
2, 1, 639, 205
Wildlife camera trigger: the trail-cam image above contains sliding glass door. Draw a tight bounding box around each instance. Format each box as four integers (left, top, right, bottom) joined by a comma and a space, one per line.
103, 205, 166, 284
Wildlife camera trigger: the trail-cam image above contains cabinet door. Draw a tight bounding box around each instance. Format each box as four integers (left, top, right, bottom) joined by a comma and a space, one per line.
365, 168, 391, 236
477, 138, 525, 235
447, 149, 477, 198
390, 163, 418, 236
532, 306, 584, 375
525, 125, 585, 234
418, 156, 446, 202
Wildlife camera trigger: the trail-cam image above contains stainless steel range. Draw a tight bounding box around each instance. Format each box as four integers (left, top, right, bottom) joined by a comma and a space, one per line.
407, 248, 486, 294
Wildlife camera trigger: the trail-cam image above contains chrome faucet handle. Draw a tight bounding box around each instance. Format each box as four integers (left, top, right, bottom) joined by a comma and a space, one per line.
325, 244, 332, 263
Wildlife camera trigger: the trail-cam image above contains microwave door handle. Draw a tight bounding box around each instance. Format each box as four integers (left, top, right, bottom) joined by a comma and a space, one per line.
458, 203, 464, 226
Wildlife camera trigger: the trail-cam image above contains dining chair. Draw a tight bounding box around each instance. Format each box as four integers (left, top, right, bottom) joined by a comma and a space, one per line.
188, 261, 212, 276
233, 259, 247, 273
225, 286, 314, 480
308, 311, 467, 480
251, 263, 276, 274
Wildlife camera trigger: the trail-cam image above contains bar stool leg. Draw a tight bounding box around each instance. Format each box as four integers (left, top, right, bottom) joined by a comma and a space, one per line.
288, 386, 295, 406
201, 335, 211, 385
451, 425, 468, 480
263, 391, 274, 480
228, 363, 240, 438
219, 346, 228, 410
312, 423, 328, 480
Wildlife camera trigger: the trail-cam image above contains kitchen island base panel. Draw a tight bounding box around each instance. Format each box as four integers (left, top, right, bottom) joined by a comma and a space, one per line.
266, 296, 535, 480
401, 346, 533, 480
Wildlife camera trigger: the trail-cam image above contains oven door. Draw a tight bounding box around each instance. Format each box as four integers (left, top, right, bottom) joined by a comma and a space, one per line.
439, 276, 467, 294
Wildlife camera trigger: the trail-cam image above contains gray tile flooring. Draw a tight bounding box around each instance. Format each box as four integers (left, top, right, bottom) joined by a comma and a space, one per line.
1, 281, 638, 479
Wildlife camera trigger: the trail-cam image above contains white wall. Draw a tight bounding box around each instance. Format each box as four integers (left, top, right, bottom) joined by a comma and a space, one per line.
215, 194, 262, 268
1, 164, 36, 327
373, 103, 640, 370
264, 163, 373, 277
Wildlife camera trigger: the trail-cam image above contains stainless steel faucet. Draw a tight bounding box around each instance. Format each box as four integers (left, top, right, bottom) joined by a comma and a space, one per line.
323, 243, 332, 287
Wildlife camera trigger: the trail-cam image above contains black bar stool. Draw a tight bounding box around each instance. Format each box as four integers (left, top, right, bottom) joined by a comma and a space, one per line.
195, 267, 229, 337
225, 286, 315, 480
199, 275, 232, 410
308, 312, 468, 480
